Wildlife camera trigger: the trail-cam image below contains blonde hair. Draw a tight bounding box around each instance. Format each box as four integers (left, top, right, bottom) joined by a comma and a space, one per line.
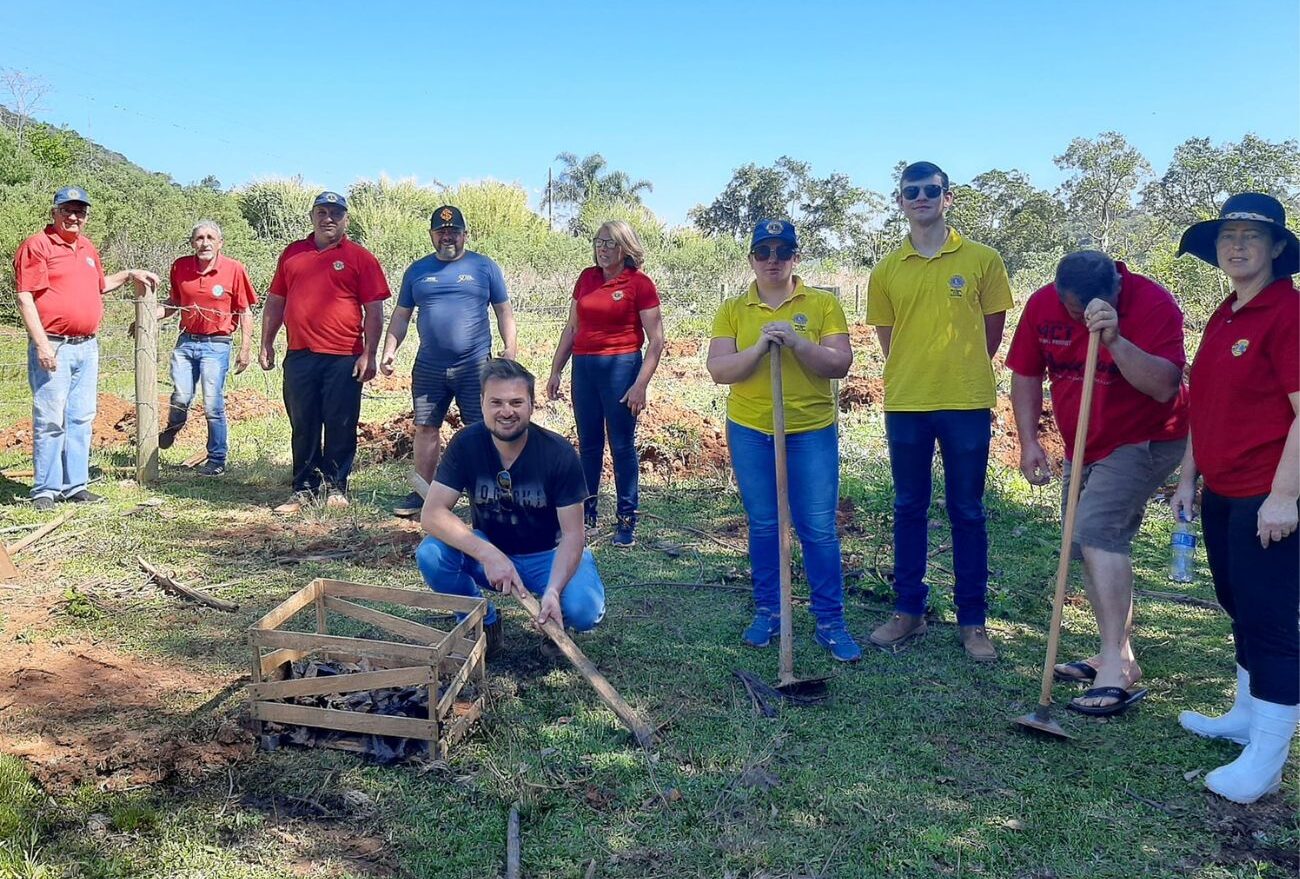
596, 220, 645, 269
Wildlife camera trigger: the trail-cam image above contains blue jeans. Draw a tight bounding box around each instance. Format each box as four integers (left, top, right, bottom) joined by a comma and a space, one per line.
28, 338, 99, 500
572, 352, 641, 520
416, 532, 607, 631
727, 421, 844, 625
165, 334, 232, 463
885, 409, 991, 626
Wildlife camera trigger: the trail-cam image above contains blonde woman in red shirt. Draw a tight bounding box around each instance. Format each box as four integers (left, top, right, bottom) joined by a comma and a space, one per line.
547, 221, 665, 547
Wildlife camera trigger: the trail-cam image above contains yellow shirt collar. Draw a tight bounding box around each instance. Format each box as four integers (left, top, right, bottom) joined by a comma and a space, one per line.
900, 227, 963, 260
743, 275, 811, 309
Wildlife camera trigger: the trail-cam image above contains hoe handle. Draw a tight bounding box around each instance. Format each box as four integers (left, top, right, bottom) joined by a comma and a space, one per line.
1038, 331, 1101, 708
771, 344, 795, 684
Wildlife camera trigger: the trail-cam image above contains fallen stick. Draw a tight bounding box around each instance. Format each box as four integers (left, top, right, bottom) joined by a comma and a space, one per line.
138, 557, 239, 612
1135, 589, 1223, 612
408, 470, 656, 748
641, 513, 745, 554
5, 511, 73, 556
1, 468, 34, 479
505, 803, 521, 879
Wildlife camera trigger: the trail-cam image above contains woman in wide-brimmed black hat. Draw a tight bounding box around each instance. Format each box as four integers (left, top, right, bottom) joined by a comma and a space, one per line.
1171, 192, 1299, 805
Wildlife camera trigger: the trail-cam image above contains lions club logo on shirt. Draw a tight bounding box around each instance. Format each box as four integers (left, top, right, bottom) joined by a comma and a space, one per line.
1231, 339, 1250, 357
332, 261, 345, 272
948, 275, 966, 297
212, 284, 225, 298
793, 313, 809, 332
85, 257, 95, 268
612, 289, 625, 301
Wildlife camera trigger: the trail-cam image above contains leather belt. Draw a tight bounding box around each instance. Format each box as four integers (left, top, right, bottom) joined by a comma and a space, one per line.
46, 333, 96, 344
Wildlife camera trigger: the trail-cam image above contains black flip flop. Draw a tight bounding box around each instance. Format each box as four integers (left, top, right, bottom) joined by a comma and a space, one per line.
1053, 660, 1099, 684
1066, 686, 1148, 717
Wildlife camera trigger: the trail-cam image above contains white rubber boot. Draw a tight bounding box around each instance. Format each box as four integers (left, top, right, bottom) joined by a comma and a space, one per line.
1204, 699, 1299, 805
1179, 664, 1253, 745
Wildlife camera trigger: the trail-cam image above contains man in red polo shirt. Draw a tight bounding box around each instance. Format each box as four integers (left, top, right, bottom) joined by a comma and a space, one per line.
259, 191, 390, 513
13, 186, 160, 511
1007, 250, 1188, 717
151, 219, 259, 476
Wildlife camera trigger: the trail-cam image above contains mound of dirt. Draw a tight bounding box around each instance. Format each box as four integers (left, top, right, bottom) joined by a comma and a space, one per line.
991, 397, 1067, 470
663, 338, 701, 358
838, 376, 884, 410
355, 409, 463, 465
0, 596, 251, 792
637, 403, 730, 479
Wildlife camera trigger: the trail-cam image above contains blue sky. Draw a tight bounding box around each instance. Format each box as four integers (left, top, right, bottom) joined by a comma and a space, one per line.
5, 0, 1297, 226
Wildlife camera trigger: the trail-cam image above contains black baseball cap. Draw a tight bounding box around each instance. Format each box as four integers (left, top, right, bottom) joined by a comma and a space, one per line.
431, 205, 467, 230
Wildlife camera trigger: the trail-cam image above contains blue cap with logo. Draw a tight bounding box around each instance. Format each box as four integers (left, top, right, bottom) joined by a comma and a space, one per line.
751, 219, 798, 250
312, 191, 348, 211
54, 186, 91, 207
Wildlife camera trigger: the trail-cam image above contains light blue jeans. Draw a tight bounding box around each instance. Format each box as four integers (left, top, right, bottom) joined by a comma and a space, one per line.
416, 531, 607, 631
166, 334, 232, 463
727, 420, 845, 625
28, 338, 99, 500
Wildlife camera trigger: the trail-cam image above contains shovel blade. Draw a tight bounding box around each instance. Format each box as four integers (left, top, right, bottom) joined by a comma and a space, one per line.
775, 675, 831, 704
1013, 704, 1073, 740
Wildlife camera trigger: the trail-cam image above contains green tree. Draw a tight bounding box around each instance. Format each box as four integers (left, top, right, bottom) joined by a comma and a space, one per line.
543, 152, 652, 234
1142, 134, 1300, 230
1054, 131, 1152, 254
948, 169, 1068, 276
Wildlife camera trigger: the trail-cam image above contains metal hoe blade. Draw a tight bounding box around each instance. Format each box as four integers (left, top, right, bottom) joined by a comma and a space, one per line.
1014, 703, 1073, 740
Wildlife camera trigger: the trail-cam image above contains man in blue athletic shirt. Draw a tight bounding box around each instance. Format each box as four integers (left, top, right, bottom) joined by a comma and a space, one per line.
382, 205, 518, 517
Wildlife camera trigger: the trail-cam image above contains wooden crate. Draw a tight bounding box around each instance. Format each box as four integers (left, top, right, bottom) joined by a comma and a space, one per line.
247, 578, 487, 759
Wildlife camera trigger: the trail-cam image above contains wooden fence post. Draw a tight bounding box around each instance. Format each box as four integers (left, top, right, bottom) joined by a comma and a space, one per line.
134, 284, 159, 485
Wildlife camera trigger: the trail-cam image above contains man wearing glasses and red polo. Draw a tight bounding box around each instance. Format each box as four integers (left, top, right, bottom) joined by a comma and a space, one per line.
866, 161, 1014, 661
416, 359, 606, 656
13, 187, 160, 511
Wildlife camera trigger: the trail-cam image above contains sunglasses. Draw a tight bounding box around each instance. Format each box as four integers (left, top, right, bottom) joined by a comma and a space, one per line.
900, 184, 946, 200
751, 244, 797, 262
495, 470, 514, 511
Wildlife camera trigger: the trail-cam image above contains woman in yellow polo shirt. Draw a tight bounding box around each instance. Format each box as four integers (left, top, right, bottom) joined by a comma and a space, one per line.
706, 219, 860, 662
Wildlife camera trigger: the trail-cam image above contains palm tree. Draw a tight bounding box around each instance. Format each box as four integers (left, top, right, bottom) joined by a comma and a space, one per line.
543, 152, 653, 231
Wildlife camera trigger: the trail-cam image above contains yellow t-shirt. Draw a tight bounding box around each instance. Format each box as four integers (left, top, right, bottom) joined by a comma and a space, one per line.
711, 278, 849, 434
866, 229, 1013, 411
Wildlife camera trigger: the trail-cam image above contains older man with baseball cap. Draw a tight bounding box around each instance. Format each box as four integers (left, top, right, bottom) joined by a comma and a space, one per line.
13, 187, 160, 511
381, 204, 517, 518
259, 191, 391, 513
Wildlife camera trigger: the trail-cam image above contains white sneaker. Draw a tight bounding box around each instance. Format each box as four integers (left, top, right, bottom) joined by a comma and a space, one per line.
1179, 664, 1253, 745
1204, 699, 1299, 804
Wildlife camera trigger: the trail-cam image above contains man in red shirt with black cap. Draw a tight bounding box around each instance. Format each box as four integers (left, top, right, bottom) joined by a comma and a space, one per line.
13, 186, 160, 511
259, 191, 390, 513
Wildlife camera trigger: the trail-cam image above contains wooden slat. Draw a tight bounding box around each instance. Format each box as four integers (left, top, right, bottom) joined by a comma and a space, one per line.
440, 700, 483, 754
250, 701, 437, 740
250, 581, 319, 631
436, 637, 485, 716
249, 665, 431, 700
259, 647, 312, 677
250, 628, 439, 665
323, 595, 465, 653
322, 579, 485, 616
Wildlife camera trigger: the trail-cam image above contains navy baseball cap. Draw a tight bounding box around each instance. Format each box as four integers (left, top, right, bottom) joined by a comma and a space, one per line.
312, 191, 348, 211
1177, 192, 1299, 277
54, 186, 91, 207
431, 205, 467, 230
751, 219, 798, 250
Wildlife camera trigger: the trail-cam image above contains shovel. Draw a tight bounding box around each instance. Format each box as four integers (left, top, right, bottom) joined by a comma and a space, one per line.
1014, 329, 1101, 740
769, 341, 830, 701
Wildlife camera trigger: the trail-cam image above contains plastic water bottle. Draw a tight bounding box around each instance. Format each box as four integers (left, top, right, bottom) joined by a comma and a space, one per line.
1170, 514, 1196, 583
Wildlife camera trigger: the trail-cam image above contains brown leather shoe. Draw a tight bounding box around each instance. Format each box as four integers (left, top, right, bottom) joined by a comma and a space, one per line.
869, 612, 928, 648
959, 625, 998, 662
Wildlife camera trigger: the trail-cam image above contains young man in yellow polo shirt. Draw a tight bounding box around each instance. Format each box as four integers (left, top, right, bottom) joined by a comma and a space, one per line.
866, 162, 1013, 661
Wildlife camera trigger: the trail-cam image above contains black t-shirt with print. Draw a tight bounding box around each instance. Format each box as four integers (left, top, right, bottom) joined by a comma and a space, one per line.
433, 422, 588, 556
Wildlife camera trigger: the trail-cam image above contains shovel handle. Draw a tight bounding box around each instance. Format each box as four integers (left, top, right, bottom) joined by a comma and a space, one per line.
1037, 330, 1101, 709
770, 343, 795, 684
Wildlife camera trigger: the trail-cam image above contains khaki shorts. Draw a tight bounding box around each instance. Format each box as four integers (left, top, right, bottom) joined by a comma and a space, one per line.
1061, 438, 1187, 559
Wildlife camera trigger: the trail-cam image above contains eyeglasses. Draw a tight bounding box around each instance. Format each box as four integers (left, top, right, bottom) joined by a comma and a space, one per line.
900, 184, 945, 200
57, 205, 89, 217
495, 470, 514, 511
751, 244, 797, 262
592, 237, 619, 250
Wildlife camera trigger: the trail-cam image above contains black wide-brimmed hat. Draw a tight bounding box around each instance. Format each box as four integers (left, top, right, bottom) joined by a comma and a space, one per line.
1177, 192, 1299, 276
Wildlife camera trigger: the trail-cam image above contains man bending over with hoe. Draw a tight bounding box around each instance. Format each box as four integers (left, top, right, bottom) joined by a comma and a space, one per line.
416, 359, 606, 656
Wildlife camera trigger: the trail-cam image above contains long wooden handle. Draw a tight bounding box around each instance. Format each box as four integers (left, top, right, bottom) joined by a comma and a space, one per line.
407, 470, 656, 749
770, 344, 795, 684
1037, 331, 1101, 708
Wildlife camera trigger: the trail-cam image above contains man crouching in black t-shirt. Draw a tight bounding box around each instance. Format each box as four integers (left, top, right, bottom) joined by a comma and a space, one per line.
416, 358, 606, 654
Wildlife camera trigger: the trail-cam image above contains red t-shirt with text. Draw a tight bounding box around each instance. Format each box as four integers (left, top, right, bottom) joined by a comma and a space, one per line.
571, 266, 661, 356
269, 235, 390, 355
1189, 278, 1299, 497
1006, 264, 1189, 465
168, 255, 258, 336
13, 226, 106, 336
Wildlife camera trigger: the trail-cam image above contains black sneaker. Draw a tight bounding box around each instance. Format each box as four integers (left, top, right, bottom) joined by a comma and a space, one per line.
197, 460, 226, 477
32, 496, 56, 512
158, 426, 181, 449
392, 491, 424, 518
612, 516, 636, 548
64, 489, 104, 504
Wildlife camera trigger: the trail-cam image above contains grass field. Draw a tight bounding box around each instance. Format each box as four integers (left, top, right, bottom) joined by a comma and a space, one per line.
0, 310, 1294, 879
